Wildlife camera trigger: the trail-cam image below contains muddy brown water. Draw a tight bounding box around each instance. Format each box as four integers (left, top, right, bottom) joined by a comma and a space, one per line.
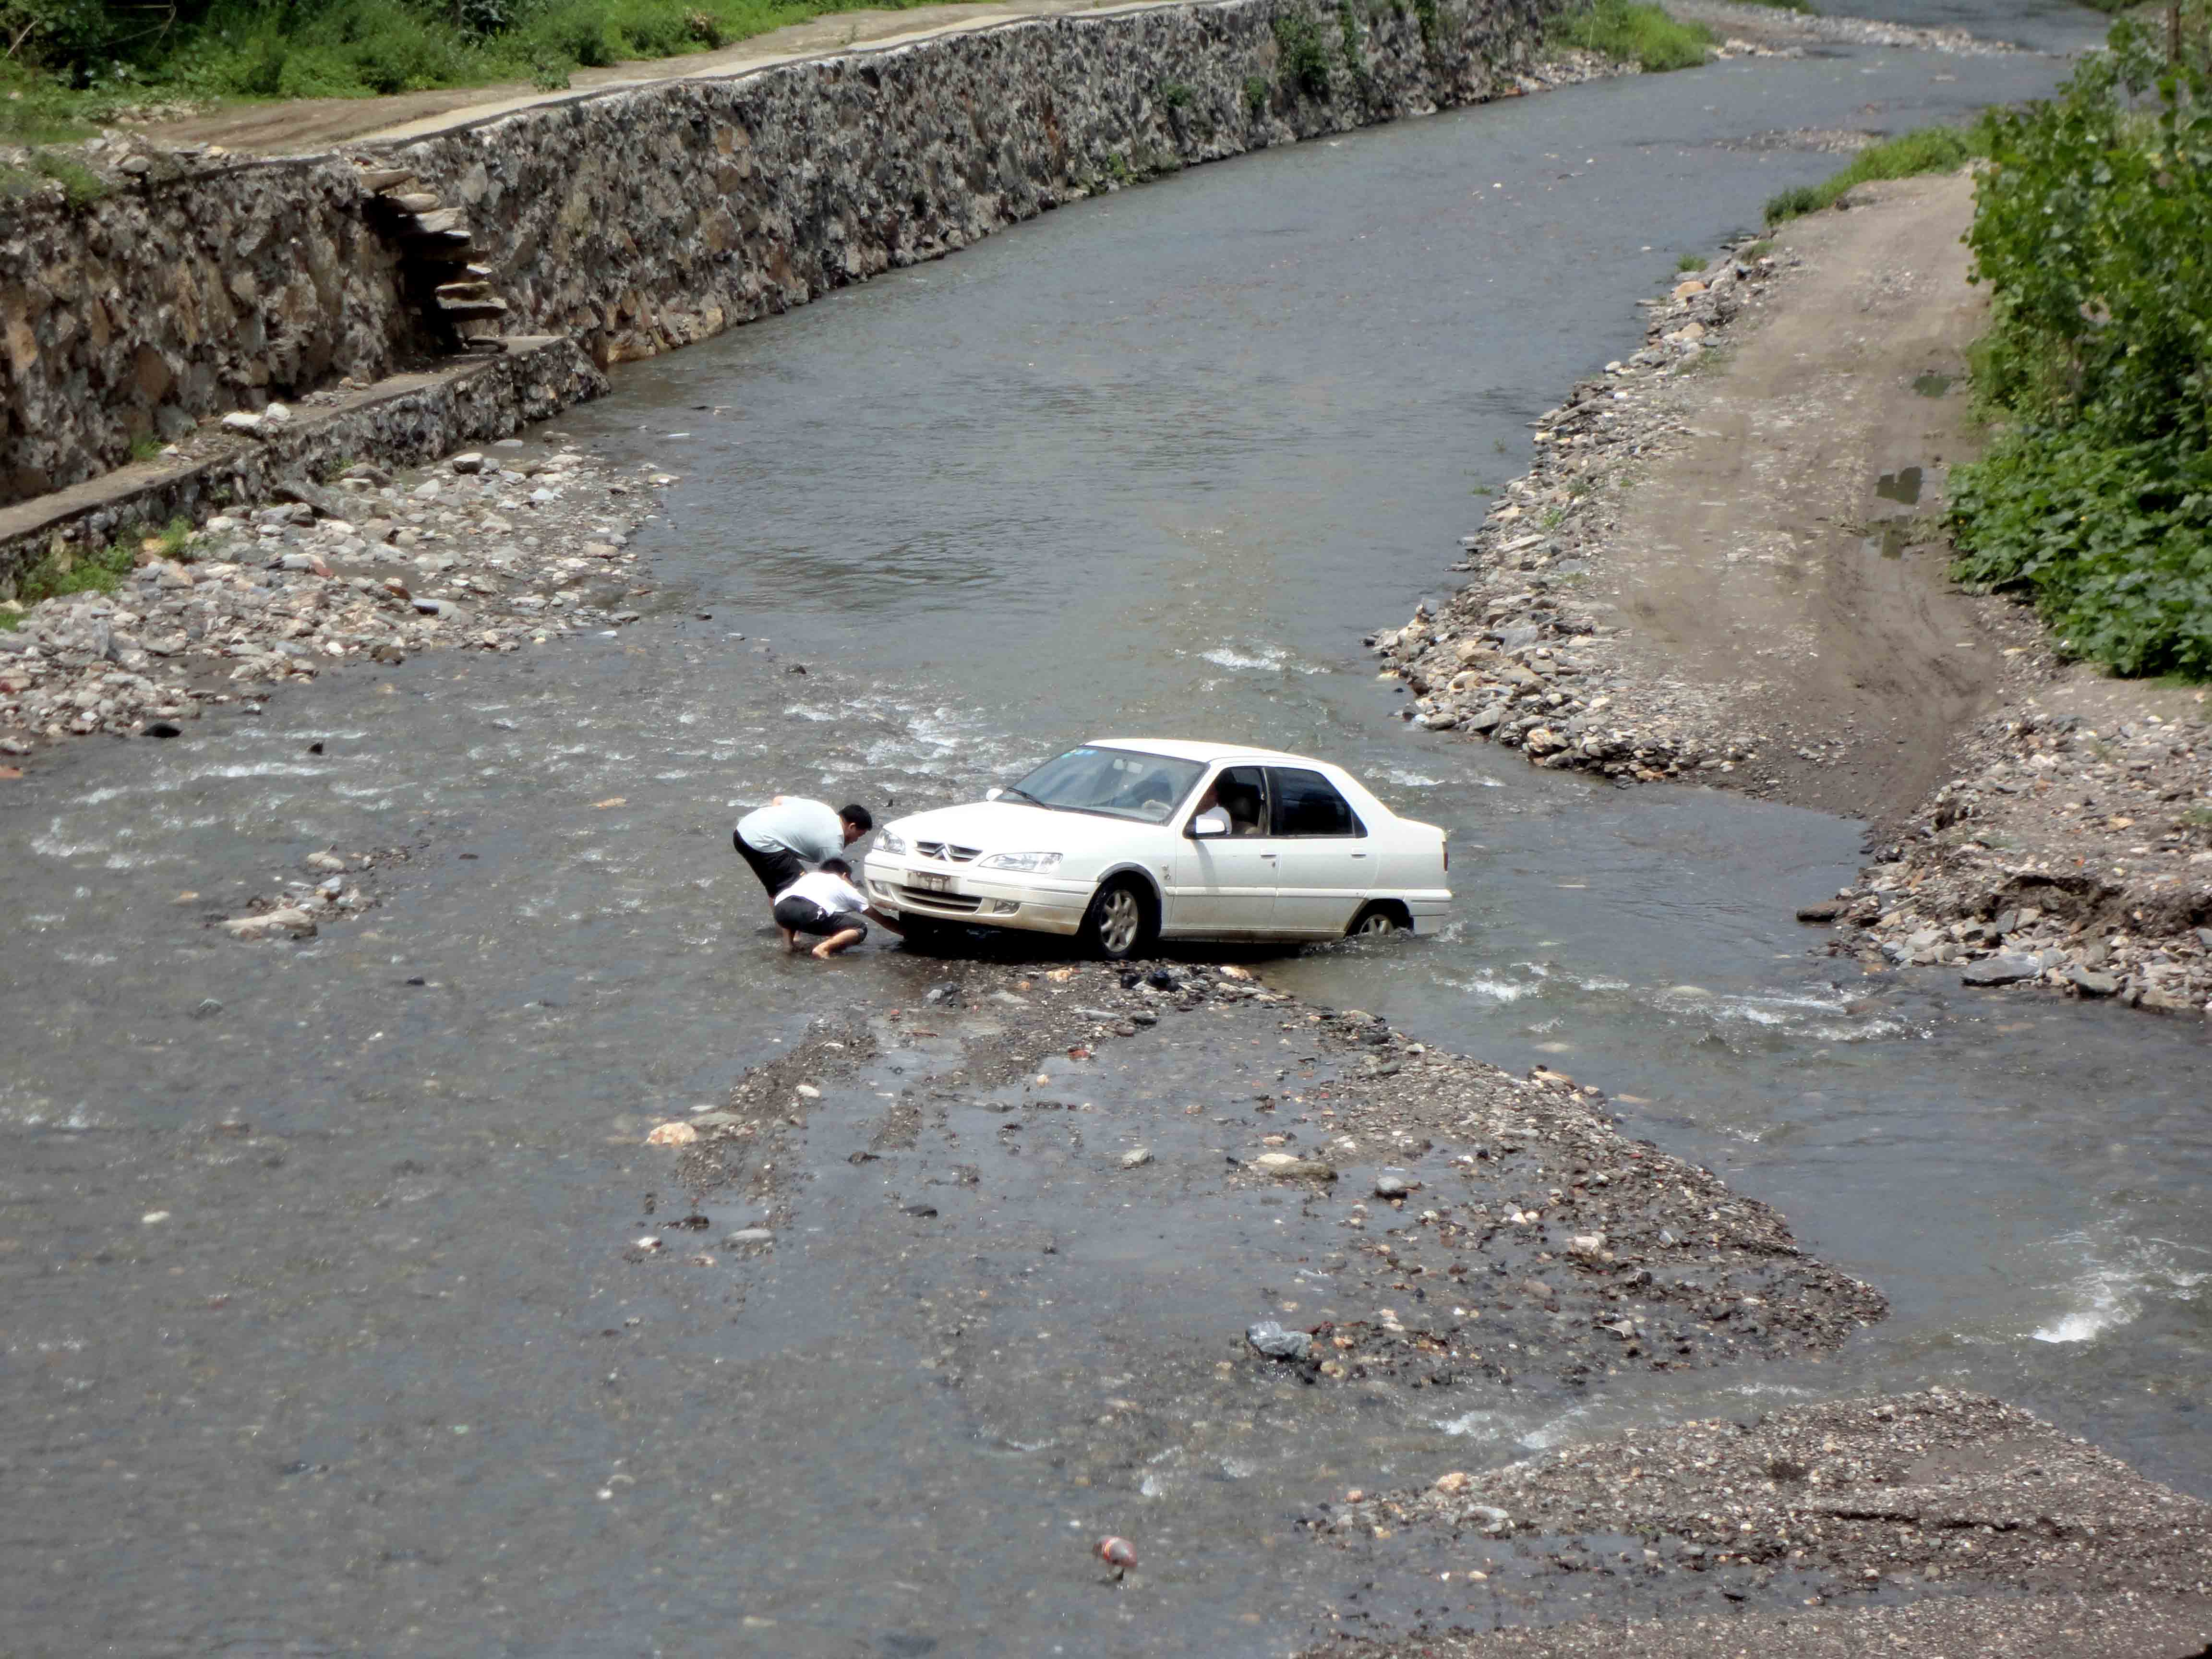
5, 31, 2204, 1658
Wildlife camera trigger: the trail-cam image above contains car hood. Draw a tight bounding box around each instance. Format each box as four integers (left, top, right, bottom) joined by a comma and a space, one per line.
879, 799, 1164, 859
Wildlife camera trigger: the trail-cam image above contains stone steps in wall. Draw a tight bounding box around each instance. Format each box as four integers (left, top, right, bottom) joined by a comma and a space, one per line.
352, 160, 514, 352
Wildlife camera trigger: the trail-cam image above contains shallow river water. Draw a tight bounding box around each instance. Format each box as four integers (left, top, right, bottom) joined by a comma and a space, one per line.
4, 19, 2204, 1658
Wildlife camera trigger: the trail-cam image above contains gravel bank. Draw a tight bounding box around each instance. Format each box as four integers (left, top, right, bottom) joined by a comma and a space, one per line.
666, 957, 1886, 1382
1299, 1389, 2212, 1656
1811, 702, 2212, 1014
1367, 241, 1791, 784
0, 434, 673, 759
1370, 170, 2211, 1019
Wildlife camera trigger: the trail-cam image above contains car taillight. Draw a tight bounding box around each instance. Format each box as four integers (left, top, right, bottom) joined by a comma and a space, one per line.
1443, 842, 1450, 872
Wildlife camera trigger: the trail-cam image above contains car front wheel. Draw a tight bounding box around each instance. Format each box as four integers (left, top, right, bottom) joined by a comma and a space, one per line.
1081, 877, 1155, 961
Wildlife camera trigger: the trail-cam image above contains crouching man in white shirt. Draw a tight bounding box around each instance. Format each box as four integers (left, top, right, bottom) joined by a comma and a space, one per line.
771, 858, 903, 960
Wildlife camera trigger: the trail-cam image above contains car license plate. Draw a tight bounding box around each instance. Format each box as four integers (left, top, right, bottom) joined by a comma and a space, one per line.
910, 871, 950, 893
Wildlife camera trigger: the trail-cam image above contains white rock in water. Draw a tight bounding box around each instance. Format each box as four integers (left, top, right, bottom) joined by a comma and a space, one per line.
1569, 1232, 1607, 1257
220, 907, 316, 940
1120, 1146, 1153, 1169
794, 1084, 821, 1100
220, 411, 263, 434
1254, 1153, 1300, 1170
450, 452, 485, 474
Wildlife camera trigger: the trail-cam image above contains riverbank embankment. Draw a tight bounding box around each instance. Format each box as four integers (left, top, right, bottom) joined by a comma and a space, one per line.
1371, 168, 2212, 1016
0, 0, 1546, 538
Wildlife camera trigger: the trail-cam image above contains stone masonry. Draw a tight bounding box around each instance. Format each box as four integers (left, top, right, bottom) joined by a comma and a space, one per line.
0, 0, 1545, 538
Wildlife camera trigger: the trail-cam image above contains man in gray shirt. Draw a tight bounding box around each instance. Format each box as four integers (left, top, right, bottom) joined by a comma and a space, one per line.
733, 796, 874, 904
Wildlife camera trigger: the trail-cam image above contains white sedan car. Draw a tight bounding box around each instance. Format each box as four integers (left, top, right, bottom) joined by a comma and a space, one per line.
863, 739, 1451, 959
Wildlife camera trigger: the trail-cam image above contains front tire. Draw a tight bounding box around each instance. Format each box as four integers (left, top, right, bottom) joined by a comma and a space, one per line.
899, 915, 953, 952
1081, 877, 1156, 962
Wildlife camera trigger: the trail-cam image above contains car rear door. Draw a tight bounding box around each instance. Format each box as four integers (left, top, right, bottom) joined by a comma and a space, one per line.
1264, 766, 1369, 935
1168, 766, 1280, 934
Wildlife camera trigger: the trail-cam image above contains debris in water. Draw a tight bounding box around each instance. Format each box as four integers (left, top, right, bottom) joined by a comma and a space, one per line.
645, 1121, 698, 1147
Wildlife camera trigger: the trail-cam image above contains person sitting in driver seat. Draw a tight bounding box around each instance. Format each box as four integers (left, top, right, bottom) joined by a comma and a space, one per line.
1217, 780, 1265, 836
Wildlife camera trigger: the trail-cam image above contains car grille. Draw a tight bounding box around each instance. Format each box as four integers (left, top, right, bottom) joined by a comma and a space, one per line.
914, 841, 981, 862
892, 885, 983, 914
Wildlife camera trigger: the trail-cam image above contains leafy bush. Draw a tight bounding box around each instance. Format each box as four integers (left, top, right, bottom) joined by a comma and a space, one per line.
1272, 7, 1332, 98
1763, 121, 1988, 224
1545, 0, 1712, 72
1948, 20, 2212, 679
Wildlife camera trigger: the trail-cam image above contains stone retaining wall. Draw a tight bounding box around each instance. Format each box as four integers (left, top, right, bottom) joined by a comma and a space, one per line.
0, 337, 605, 577
1, 0, 1545, 539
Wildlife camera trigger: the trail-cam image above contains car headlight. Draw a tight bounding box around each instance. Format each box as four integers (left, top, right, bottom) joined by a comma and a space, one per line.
875, 828, 908, 856
975, 850, 1062, 873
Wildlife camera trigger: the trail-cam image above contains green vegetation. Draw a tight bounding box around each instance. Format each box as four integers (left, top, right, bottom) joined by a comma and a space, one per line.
1156, 79, 1192, 110
0, 139, 109, 202
1272, 7, 1333, 98
1948, 20, 2212, 679
1242, 72, 1269, 117
1675, 252, 1704, 272
14, 537, 135, 607
1545, 0, 1712, 72
0, 0, 961, 124
1763, 121, 1988, 224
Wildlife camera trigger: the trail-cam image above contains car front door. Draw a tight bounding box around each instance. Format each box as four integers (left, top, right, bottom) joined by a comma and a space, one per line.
1265, 766, 1369, 935
1168, 766, 1279, 934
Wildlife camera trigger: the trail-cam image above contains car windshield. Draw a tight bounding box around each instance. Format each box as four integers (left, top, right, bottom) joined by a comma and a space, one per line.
1005, 746, 1207, 824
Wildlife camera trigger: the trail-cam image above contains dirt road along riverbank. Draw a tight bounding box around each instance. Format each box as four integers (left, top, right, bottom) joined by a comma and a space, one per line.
1372, 170, 2212, 1017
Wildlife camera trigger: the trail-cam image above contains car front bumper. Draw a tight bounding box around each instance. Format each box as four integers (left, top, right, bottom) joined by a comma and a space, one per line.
862, 854, 1093, 938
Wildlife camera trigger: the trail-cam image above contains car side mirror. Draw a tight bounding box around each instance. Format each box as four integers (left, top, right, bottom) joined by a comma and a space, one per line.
985, 787, 1004, 801
1189, 810, 1229, 839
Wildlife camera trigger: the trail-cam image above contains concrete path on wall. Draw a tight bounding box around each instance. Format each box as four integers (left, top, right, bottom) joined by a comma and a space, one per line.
138, 0, 1174, 157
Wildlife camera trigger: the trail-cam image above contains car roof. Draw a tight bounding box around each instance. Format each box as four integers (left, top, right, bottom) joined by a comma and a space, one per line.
1086, 737, 1329, 769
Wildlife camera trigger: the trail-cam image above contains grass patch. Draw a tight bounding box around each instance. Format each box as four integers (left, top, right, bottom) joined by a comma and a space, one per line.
0, 0, 977, 114
2, 144, 111, 205
1546, 0, 1714, 72
1675, 252, 1705, 272
1763, 121, 1988, 224
15, 538, 136, 608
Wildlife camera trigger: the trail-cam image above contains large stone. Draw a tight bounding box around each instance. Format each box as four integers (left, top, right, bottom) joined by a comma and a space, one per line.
1961, 955, 2039, 987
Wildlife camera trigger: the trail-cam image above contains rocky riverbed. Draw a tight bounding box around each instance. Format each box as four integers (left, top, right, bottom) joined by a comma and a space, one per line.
0, 433, 671, 758
1366, 240, 1789, 783
637, 960, 2204, 1657
1811, 704, 2212, 1014
1299, 1389, 2212, 1657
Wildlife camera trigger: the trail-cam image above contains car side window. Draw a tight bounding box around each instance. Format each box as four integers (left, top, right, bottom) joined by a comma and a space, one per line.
1267, 768, 1365, 838
1190, 766, 1271, 837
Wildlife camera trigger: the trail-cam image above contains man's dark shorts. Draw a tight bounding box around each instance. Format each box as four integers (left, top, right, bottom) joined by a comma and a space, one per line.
772, 895, 866, 941
733, 829, 806, 898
